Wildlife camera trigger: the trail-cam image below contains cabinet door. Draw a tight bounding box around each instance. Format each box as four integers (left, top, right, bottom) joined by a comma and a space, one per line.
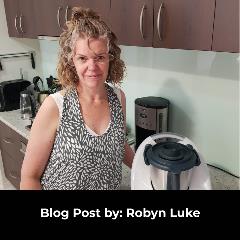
18, 0, 37, 38
65, 0, 111, 24
3, 0, 22, 37
4, 0, 37, 38
35, 0, 110, 37
1, 150, 23, 189
110, 0, 153, 47
34, 0, 65, 37
153, 0, 215, 50
0, 121, 27, 189
212, 0, 239, 53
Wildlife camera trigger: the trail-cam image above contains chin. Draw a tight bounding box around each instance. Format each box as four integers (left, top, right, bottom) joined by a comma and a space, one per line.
86, 77, 106, 87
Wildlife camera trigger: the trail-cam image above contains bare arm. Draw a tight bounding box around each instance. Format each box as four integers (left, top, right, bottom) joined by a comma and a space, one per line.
20, 96, 59, 189
120, 90, 135, 169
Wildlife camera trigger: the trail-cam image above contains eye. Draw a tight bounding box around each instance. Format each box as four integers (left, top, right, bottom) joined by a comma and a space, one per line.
77, 56, 87, 63
96, 55, 106, 62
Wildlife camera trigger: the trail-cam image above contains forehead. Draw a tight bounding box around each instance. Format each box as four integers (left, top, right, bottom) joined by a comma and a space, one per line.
74, 37, 108, 55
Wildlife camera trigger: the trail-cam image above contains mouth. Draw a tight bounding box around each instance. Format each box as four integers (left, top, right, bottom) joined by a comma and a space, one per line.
87, 74, 102, 79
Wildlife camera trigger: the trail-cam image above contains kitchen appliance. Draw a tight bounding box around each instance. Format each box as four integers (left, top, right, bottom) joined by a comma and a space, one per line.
0, 79, 31, 111
38, 90, 49, 105
135, 96, 169, 150
20, 90, 37, 129
131, 132, 212, 190
33, 76, 44, 92
46, 75, 61, 94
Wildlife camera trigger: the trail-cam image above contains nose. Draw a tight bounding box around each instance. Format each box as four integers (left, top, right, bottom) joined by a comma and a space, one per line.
87, 58, 98, 70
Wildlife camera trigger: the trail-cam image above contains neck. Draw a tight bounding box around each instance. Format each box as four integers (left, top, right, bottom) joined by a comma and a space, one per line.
76, 83, 107, 102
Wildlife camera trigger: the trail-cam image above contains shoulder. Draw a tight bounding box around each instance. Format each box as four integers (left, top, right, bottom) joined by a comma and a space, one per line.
30, 95, 59, 137
38, 95, 59, 118
50, 90, 65, 99
108, 83, 126, 104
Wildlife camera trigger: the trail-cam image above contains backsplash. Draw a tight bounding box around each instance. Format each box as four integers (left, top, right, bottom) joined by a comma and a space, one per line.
38, 39, 59, 83
0, 54, 40, 83
0, 0, 43, 84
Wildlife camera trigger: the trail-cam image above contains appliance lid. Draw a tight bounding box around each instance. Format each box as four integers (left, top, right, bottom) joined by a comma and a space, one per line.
144, 142, 201, 174
135, 96, 169, 108
131, 132, 212, 190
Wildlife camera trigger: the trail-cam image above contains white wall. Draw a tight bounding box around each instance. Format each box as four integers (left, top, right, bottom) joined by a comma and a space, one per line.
121, 46, 239, 177
0, 0, 43, 83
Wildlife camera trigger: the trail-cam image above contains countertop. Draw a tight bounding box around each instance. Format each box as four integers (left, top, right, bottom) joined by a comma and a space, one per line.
0, 109, 30, 140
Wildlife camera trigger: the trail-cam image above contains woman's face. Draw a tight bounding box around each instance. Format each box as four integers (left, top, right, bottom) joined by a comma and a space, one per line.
73, 37, 110, 89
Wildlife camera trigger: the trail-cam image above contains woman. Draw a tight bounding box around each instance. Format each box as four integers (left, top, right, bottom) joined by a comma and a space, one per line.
20, 6, 134, 190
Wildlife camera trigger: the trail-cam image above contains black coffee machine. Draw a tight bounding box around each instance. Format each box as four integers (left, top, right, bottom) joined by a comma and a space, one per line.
135, 97, 170, 150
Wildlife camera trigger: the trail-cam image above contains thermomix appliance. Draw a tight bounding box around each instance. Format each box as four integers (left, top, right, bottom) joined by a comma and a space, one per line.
131, 132, 212, 190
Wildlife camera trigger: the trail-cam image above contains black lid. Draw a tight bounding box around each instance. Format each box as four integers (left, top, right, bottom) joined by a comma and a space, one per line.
144, 142, 201, 174
0, 79, 31, 86
135, 96, 169, 108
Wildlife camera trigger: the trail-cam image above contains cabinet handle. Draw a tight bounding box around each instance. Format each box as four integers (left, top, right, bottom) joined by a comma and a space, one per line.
157, 3, 164, 41
9, 172, 17, 179
20, 141, 27, 154
57, 6, 63, 29
19, 149, 25, 155
65, 5, 70, 22
14, 15, 20, 34
139, 4, 146, 40
3, 138, 12, 144
19, 14, 24, 33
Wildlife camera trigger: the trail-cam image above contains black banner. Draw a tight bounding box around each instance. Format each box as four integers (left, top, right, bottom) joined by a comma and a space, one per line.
0, 190, 238, 227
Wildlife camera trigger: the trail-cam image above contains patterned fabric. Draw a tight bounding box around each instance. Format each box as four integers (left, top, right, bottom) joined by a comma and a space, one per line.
40, 84, 125, 190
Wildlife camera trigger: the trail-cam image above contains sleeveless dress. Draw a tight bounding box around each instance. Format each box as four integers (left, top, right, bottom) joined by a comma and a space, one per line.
40, 84, 125, 190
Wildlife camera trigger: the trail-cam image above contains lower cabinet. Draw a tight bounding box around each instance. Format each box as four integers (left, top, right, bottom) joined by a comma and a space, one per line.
0, 120, 27, 189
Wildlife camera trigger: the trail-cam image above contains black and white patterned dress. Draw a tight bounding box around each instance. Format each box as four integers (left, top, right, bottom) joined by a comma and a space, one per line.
40, 84, 125, 190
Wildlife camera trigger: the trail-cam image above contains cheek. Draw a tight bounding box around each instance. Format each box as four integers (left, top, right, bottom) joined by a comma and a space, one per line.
102, 63, 110, 76
73, 62, 85, 76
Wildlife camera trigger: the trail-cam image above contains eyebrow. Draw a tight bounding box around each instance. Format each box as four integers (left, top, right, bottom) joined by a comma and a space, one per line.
75, 52, 107, 57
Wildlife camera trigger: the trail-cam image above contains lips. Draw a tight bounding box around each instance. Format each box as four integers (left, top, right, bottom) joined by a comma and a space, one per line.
87, 74, 102, 79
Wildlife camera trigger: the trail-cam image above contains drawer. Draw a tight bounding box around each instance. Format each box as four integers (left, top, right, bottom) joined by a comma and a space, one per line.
1, 150, 23, 189
0, 121, 20, 140
0, 121, 27, 159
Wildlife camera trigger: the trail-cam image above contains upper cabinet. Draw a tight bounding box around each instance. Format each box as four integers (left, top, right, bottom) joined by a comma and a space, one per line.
109, 0, 239, 52
3, 0, 38, 38
110, 0, 153, 47
3, 0, 239, 52
34, 0, 111, 37
212, 0, 239, 53
153, 0, 215, 51
66, 0, 111, 24
34, 0, 65, 37
110, 0, 215, 51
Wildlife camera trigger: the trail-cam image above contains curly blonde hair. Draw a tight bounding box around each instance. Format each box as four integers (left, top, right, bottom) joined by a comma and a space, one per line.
57, 6, 126, 87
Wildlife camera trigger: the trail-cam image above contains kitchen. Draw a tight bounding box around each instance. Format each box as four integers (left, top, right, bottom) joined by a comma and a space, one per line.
0, 0, 239, 190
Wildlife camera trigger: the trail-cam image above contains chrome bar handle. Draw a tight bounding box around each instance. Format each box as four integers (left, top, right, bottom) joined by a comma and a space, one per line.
139, 4, 146, 40
65, 5, 70, 22
9, 172, 17, 179
19, 14, 24, 33
20, 141, 27, 154
3, 138, 12, 144
157, 3, 164, 41
14, 15, 20, 34
57, 6, 63, 29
